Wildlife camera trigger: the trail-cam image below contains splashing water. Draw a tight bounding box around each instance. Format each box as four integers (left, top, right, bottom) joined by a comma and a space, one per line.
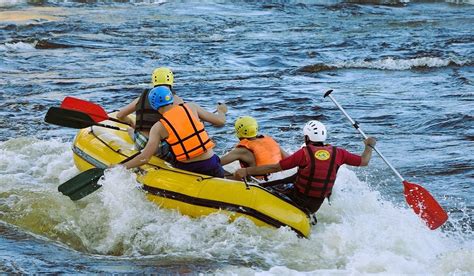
1, 137, 472, 273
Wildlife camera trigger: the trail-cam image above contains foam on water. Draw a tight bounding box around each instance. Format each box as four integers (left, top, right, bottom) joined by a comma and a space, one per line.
0, 137, 76, 189
0, 0, 27, 8
446, 0, 474, 4
335, 56, 471, 70
0, 42, 36, 52
1, 137, 472, 273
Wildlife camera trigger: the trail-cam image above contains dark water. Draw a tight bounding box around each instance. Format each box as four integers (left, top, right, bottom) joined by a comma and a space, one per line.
1, 0, 473, 274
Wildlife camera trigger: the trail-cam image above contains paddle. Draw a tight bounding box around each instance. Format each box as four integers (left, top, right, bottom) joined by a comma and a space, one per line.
61, 96, 128, 125
45, 107, 127, 131
58, 153, 140, 201
324, 90, 448, 230
58, 168, 105, 201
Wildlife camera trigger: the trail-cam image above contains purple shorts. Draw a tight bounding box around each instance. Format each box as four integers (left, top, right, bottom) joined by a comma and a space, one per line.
174, 154, 224, 178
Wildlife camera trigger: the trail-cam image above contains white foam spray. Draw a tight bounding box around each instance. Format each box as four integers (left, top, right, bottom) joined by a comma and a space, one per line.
1, 138, 473, 274
335, 56, 470, 70
0, 0, 27, 8
0, 42, 36, 52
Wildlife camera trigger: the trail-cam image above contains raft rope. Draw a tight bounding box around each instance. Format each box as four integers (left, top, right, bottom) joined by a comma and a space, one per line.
88, 127, 215, 181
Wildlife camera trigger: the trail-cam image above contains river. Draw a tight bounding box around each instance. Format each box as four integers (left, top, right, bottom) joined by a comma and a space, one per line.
0, 0, 473, 274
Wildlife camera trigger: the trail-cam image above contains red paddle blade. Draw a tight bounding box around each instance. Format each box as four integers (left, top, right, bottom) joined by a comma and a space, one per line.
60, 97, 108, 123
403, 180, 448, 230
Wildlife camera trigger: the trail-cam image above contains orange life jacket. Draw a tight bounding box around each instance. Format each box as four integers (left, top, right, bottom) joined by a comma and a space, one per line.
237, 135, 282, 167
160, 104, 214, 161
295, 145, 338, 199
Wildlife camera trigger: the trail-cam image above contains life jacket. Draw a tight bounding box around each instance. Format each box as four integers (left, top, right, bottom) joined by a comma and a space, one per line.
294, 145, 338, 199
135, 89, 162, 132
237, 135, 282, 167
160, 103, 215, 161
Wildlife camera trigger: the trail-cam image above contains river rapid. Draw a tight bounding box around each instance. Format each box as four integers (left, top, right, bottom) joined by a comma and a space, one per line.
0, 0, 473, 274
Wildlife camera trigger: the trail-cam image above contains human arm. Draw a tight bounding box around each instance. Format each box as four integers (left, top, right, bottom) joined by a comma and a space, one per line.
234, 163, 282, 179
234, 148, 305, 179
189, 102, 227, 126
280, 146, 290, 159
360, 137, 376, 166
220, 147, 256, 166
121, 122, 168, 169
116, 97, 139, 127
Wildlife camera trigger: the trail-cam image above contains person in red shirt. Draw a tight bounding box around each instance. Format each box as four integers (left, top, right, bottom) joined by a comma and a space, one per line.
234, 120, 376, 215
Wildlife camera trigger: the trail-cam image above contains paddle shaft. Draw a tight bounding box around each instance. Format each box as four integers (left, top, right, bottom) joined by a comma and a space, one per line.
94, 115, 128, 125
323, 90, 405, 182
45, 107, 128, 131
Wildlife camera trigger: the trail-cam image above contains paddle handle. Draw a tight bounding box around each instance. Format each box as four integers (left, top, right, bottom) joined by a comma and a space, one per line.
94, 122, 127, 132
323, 90, 405, 182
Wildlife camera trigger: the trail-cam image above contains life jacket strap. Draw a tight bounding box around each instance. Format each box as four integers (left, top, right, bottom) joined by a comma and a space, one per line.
160, 115, 190, 160
303, 146, 316, 196
180, 104, 207, 152
160, 104, 210, 160
320, 146, 337, 198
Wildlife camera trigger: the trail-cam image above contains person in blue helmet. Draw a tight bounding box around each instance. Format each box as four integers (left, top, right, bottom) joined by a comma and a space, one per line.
116, 67, 222, 165
116, 68, 181, 164
122, 86, 228, 178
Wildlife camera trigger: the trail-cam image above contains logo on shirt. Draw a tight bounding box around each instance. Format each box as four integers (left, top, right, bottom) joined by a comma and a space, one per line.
314, 150, 330, 161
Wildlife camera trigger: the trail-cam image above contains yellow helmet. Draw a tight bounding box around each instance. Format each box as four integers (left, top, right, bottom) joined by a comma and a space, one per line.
235, 116, 258, 139
151, 67, 174, 87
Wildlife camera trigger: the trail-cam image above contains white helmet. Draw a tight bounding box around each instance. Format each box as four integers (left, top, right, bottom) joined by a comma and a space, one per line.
303, 120, 327, 142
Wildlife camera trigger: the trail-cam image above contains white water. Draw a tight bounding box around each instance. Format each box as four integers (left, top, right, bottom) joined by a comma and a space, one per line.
334, 56, 471, 70
0, 0, 26, 8
0, 137, 473, 273
1, 42, 469, 71
0, 42, 36, 52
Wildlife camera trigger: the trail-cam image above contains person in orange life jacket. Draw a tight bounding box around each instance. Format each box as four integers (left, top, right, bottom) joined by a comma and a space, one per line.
234, 120, 376, 214
117, 67, 182, 129
118, 68, 221, 155
116, 67, 184, 163
220, 116, 289, 179
121, 86, 228, 178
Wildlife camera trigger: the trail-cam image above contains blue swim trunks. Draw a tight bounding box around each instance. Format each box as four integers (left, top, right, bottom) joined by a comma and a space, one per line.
174, 154, 225, 178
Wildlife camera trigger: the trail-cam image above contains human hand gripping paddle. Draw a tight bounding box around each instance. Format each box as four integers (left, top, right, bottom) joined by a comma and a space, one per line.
60, 96, 130, 125
324, 90, 448, 230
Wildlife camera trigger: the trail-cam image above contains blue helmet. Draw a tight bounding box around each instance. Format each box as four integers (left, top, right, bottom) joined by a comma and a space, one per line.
148, 86, 173, 110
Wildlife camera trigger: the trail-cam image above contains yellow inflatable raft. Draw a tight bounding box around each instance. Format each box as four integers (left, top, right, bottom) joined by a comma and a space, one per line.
71, 115, 311, 238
